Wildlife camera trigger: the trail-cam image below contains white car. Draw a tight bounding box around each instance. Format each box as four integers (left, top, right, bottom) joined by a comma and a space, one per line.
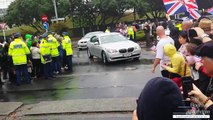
78, 31, 104, 50
87, 33, 141, 64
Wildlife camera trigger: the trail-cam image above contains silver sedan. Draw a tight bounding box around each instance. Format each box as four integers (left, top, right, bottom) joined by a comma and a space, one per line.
87, 33, 141, 64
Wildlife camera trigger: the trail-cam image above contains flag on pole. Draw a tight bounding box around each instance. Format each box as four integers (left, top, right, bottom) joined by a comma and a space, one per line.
163, 0, 201, 19
207, 6, 213, 15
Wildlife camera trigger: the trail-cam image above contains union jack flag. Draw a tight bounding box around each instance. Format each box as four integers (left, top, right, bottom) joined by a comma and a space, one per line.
207, 6, 213, 15
163, 0, 201, 19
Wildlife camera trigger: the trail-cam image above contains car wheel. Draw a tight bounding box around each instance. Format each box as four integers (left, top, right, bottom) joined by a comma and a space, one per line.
102, 52, 108, 64
87, 49, 93, 59
78, 48, 82, 51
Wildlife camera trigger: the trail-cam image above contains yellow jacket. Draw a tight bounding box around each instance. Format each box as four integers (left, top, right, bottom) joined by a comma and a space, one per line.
62, 36, 73, 56
48, 34, 59, 57
8, 38, 30, 65
164, 44, 190, 77
40, 38, 52, 64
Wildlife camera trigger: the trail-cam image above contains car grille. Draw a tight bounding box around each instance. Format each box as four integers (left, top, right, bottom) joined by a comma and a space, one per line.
81, 41, 87, 43
119, 49, 127, 53
119, 48, 134, 53
128, 47, 134, 52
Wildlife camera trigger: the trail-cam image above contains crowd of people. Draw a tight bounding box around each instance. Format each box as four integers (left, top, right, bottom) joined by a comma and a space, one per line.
0, 31, 73, 86
132, 16, 213, 120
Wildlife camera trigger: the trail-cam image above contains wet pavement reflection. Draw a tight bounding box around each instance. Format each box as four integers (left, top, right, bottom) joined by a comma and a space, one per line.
0, 48, 159, 104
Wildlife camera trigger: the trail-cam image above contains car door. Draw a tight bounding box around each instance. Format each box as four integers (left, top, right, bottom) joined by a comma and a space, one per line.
88, 36, 98, 56
93, 37, 102, 58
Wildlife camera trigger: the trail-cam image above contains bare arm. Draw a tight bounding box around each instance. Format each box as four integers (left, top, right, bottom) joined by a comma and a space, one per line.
132, 110, 138, 120
152, 58, 161, 73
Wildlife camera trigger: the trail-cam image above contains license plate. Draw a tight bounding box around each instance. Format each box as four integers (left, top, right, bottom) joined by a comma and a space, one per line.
124, 53, 131, 57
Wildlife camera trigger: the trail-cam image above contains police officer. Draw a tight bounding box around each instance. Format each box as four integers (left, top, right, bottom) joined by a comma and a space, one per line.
48, 33, 61, 74
40, 33, 53, 79
62, 32, 73, 71
8, 32, 31, 86
105, 27, 110, 33
127, 25, 134, 40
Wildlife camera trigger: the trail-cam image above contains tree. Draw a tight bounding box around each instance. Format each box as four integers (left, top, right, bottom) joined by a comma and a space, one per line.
135, 0, 165, 20
4, 0, 71, 32
92, 0, 133, 25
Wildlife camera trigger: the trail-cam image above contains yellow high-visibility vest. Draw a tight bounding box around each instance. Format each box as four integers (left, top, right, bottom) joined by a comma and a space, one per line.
40, 38, 52, 64
48, 34, 59, 57
8, 38, 30, 65
62, 36, 73, 56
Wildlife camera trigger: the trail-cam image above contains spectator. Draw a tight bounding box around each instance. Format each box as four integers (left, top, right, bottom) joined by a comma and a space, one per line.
178, 31, 190, 57
188, 84, 213, 118
30, 42, 41, 78
193, 27, 212, 43
195, 40, 213, 97
182, 20, 193, 31
144, 22, 151, 47
161, 44, 190, 78
151, 26, 174, 78
132, 77, 185, 120
170, 27, 181, 50
186, 41, 212, 97
210, 22, 213, 39
2, 43, 9, 80
198, 18, 212, 36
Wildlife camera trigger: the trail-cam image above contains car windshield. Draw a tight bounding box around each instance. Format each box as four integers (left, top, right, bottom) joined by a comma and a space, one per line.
84, 32, 102, 38
100, 34, 128, 44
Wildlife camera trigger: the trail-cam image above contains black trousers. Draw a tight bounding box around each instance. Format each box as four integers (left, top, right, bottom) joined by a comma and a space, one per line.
32, 59, 41, 77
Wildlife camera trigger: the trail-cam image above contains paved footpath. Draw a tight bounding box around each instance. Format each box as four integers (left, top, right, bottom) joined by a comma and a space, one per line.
0, 44, 156, 119
1, 98, 136, 119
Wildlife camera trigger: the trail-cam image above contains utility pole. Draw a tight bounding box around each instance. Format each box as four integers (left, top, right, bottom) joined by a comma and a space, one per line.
52, 0, 59, 23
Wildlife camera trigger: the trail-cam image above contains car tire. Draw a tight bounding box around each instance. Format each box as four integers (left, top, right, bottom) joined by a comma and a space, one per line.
78, 48, 82, 51
102, 52, 108, 64
87, 49, 93, 59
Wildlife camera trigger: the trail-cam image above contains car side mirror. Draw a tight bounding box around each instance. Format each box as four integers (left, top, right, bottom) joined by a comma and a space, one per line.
94, 41, 99, 45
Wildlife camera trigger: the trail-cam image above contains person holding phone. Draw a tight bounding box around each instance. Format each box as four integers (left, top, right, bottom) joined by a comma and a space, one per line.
187, 40, 213, 118
132, 77, 185, 120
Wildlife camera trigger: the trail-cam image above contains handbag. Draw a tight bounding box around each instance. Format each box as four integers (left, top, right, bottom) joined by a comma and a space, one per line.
169, 64, 187, 87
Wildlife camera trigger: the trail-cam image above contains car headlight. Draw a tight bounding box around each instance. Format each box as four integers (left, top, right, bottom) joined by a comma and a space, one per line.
106, 48, 118, 53
134, 46, 141, 50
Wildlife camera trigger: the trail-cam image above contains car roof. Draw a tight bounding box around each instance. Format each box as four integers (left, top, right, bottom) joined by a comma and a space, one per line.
96, 32, 121, 37
86, 31, 104, 34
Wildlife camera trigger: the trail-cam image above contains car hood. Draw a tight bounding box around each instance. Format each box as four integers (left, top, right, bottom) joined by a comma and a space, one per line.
78, 38, 90, 42
101, 40, 139, 49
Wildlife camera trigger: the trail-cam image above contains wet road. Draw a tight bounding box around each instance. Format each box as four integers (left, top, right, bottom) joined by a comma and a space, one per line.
0, 48, 160, 104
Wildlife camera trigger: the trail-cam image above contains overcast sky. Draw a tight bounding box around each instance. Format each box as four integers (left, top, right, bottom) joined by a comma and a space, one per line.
0, 0, 14, 9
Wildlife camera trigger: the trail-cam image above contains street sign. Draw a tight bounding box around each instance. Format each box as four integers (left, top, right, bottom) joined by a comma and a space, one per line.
43, 22, 49, 30
51, 18, 65, 22
42, 15, 48, 22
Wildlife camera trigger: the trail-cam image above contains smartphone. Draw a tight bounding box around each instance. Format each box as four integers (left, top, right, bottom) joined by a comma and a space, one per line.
182, 77, 193, 100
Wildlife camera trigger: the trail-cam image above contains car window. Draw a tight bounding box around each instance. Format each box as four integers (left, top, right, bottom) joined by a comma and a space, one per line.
100, 34, 128, 44
85, 32, 103, 38
90, 36, 99, 43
